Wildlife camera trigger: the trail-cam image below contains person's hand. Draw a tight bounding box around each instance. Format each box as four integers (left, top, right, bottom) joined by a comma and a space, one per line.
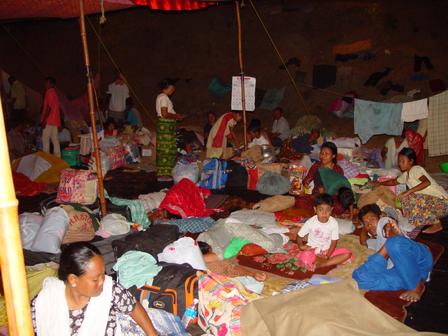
299, 245, 311, 251
368, 180, 380, 187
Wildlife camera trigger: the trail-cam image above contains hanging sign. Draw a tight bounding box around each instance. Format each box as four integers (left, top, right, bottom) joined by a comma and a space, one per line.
231, 76, 256, 111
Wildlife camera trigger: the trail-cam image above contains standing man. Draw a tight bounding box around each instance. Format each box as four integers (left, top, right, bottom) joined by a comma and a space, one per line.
41, 77, 61, 157
270, 107, 290, 148
106, 71, 129, 125
8, 76, 27, 122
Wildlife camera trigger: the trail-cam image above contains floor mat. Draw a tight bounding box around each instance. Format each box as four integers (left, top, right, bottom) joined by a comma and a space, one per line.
364, 238, 445, 322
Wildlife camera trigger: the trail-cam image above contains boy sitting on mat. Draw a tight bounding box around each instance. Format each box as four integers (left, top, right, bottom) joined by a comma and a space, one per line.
296, 193, 352, 269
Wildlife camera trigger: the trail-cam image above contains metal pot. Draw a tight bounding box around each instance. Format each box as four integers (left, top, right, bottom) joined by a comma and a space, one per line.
261, 144, 275, 163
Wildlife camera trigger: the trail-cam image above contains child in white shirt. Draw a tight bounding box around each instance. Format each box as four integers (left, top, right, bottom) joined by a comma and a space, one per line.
248, 125, 271, 148
297, 193, 352, 268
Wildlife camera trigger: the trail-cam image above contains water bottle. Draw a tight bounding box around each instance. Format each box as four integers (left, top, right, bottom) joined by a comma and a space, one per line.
181, 298, 199, 329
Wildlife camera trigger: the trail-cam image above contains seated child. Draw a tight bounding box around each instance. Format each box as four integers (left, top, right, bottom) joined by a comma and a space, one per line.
353, 220, 433, 302
104, 118, 118, 137
332, 186, 356, 222
248, 124, 271, 148
358, 204, 413, 251
296, 194, 352, 269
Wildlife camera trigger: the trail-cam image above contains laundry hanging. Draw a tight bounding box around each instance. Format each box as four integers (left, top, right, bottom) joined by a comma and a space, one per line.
354, 98, 403, 144
428, 90, 448, 156
401, 98, 429, 122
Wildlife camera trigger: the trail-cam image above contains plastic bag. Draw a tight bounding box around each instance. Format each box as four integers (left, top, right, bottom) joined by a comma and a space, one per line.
158, 237, 207, 270
88, 151, 110, 176
30, 207, 69, 254
172, 161, 199, 184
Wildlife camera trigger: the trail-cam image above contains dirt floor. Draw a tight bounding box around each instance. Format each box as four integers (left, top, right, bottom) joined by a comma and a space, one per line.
1, 0, 448, 171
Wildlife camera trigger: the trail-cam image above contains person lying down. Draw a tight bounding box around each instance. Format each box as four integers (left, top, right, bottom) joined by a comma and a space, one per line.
353, 219, 433, 302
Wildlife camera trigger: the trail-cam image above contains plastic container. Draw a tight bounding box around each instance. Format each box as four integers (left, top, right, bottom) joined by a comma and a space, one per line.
440, 162, 448, 173
181, 298, 199, 328
62, 146, 80, 167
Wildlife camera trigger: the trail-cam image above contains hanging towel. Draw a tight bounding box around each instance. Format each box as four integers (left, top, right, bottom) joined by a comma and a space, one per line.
106, 191, 150, 229
401, 98, 429, 122
113, 251, 162, 289
428, 90, 448, 156
354, 98, 403, 144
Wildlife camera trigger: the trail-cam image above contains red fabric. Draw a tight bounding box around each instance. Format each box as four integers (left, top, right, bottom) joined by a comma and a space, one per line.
159, 178, 216, 218
211, 113, 234, 148
0, 0, 134, 20
246, 167, 259, 190
404, 130, 424, 165
132, 0, 213, 11
13, 172, 46, 196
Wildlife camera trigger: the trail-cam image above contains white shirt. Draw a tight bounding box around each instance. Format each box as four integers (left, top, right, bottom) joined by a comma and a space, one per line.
272, 116, 290, 140
248, 134, 270, 148
156, 93, 175, 117
397, 165, 448, 199
107, 82, 129, 112
298, 215, 339, 252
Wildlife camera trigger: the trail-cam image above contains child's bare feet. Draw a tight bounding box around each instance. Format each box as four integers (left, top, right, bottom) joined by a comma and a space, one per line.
399, 281, 425, 302
423, 222, 443, 234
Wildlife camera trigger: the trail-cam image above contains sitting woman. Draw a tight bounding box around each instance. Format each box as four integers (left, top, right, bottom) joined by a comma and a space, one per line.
353, 219, 433, 302
206, 111, 242, 158
31, 242, 157, 335
375, 147, 448, 234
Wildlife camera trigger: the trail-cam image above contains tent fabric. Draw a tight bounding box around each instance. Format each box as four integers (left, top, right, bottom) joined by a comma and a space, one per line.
241, 280, 443, 336
0, 0, 134, 20
133, 0, 213, 11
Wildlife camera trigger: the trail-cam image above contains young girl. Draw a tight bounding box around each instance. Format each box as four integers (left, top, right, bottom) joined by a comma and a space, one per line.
296, 194, 352, 268
377, 147, 448, 234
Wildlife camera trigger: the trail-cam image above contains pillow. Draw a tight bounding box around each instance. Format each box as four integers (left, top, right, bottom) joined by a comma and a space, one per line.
256, 172, 290, 196
318, 167, 351, 196
31, 207, 69, 254
253, 195, 295, 212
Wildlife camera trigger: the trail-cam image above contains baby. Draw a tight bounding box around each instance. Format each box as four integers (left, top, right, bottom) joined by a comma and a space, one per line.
297, 194, 352, 268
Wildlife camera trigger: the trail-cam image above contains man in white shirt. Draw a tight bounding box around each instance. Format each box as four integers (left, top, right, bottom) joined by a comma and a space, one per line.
106, 72, 129, 124
248, 124, 271, 148
270, 107, 290, 147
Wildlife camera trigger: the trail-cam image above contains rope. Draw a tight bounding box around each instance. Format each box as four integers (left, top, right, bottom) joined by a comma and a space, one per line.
86, 16, 156, 126
1, 25, 46, 77
248, 0, 310, 114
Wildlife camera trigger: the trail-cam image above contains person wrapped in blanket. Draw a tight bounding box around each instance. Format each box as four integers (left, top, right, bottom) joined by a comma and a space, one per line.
373, 147, 448, 234
206, 111, 242, 158
295, 194, 352, 269
155, 79, 184, 178
31, 242, 157, 335
295, 141, 356, 222
353, 217, 433, 303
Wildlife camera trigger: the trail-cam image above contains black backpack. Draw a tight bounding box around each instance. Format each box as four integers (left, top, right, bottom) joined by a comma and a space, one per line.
128, 262, 198, 317
226, 160, 248, 188
112, 224, 179, 259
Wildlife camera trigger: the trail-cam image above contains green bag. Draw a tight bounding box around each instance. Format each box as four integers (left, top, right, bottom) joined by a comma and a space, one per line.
318, 167, 351, 196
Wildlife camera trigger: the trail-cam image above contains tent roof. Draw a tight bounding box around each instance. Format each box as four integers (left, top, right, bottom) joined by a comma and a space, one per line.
0, 0, 214, 20
0, 0, 135, 20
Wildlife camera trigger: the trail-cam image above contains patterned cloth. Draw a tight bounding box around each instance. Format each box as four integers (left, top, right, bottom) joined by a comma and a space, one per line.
428, 90, 448, 156
107, 193, 150, 229
155, 217, 216, 233
31, 282, 136, 335
156, 118, 177, 177
401, 193, 448, 227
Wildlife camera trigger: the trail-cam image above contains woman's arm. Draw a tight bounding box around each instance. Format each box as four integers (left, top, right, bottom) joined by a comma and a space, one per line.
399, 175, 431, 198
303, 163, 318, 187
372, 178, 398, 187
359, 227, 369, 247
130, 302, 158, 336
161, 107, 183, 120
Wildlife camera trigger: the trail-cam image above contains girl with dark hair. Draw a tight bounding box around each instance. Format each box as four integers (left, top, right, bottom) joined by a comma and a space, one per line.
31, 242, 157, 335
155, 78, 184, 179
376, 147, 448, 234
302, 141, 344, 195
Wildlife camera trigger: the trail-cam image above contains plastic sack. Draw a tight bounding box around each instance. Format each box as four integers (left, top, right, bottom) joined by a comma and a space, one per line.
19, 212, 44, 250
56, 168, 98, 205
252, 195, 295, 212
256, 172, 290, 196
100, 213, 131, 236
172, 161, 199, 184
30, 207, 69, 254
61, 205, 98, 244
158, 237, 207, 270
99, 136, 121, 151
88, 151, 110, 176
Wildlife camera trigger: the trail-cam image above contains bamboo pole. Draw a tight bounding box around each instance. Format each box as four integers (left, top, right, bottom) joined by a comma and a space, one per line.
0, 100, 33, 336
79, 0, 107, 217
235, 0, 248, 149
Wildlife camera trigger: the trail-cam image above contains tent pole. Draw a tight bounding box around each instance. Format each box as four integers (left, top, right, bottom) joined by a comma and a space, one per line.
0, 99, 33, 336
235, 0, 248, 150
79, 0, 107, 217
